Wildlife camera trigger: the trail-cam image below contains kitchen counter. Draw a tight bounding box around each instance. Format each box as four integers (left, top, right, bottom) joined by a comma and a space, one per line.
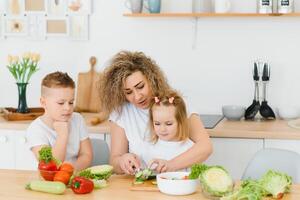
0, 113, 110, 134
1, 113, 300, 139
209, 119, 300, 140
1, 169, 300, 200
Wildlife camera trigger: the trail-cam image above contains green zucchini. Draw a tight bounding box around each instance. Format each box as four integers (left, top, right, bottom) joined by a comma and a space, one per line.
26, 180, 66, 195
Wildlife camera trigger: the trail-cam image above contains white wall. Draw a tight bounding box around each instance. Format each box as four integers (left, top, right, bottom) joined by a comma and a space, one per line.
1, 0, 300, 114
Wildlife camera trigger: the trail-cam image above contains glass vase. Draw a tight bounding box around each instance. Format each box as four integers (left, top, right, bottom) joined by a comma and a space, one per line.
16, 82, 29, 113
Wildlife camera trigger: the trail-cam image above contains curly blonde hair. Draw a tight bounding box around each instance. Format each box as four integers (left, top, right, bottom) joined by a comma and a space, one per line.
99, 51, 171, 114
149, 90, 189, 143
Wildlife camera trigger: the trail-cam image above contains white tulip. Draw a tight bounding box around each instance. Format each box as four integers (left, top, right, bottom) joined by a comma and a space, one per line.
7, 55, 13, 64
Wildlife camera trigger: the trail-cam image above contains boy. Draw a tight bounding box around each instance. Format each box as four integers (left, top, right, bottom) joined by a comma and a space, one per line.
26, 71, 93, 171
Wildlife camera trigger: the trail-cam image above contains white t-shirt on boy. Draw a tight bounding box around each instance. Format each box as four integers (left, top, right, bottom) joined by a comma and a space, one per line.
26, 112, 89, 164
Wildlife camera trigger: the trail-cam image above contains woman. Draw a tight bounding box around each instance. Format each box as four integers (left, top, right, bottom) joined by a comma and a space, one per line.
99, 51, 212, 174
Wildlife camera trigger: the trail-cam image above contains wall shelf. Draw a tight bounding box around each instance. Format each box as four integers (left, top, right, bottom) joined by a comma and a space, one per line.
124, 12, 300, 49
124, 13, 300, 17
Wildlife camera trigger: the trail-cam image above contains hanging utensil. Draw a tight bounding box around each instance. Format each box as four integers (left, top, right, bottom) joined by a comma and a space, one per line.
259, 63, 276, 120
245, 62, 261, 120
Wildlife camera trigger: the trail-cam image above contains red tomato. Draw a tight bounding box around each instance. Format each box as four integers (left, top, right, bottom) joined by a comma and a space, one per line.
59, 163, 74, 176
53, 171, 71, 185
39, 170, 57, 181
38, 160, 58, 171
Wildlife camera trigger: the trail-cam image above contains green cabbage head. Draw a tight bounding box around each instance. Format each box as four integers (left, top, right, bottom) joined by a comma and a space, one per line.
200, 166, 234, 197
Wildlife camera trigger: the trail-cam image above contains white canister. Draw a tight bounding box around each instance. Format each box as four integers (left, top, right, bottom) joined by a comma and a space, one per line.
193, 0, 212, 12
278, 0, 294, 13
162, 0, 193, 13
257, 0, 272, 13
214, 0, 231, 13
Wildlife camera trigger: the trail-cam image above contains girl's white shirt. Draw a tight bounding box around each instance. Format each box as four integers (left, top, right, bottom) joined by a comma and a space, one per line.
109, 99, 197, 169
141, 139, 194, 171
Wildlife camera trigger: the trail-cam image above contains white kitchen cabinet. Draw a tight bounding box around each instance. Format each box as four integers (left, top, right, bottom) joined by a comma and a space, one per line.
14, 131, 37, 170
0, 130, 110, 170
265, 139, 300, 153
0, 130, 37, 170
204, 138, 264, 180
0, 130, 15, 169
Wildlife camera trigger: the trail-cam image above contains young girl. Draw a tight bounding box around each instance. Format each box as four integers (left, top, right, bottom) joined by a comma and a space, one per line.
141, 90, 194, 172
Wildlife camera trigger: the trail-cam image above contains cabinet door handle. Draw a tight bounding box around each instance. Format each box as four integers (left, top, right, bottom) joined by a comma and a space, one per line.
19, 137, 27, 144
0, 136, 8, 143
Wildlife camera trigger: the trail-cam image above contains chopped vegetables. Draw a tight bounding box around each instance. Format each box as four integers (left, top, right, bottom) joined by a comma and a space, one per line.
221, 170, 292, 200
134, 168, 155, 184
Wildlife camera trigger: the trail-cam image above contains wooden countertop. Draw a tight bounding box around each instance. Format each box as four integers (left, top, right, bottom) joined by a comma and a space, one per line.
1, 113, 300, 139
0, 113, 110, 134
1, 169, 300, 200
209, 119, 300, 140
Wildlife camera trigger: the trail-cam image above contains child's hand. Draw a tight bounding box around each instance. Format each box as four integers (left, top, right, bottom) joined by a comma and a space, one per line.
119, 153, 141, 175
149, 159, 170, 173
53, 121, 69, 136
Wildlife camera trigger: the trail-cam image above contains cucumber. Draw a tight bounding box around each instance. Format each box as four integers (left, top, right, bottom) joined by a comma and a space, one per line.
135, 171, 143, 179
134, 168, 156, 183
26, 180, 66, 195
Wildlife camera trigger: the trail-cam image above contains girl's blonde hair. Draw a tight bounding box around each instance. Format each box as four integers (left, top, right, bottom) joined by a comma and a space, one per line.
99, 51, 171, 114
149, 90, 189, 143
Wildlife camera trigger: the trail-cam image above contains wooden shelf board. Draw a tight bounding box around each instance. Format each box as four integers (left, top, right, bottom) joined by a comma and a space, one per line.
124, 13, 300, 17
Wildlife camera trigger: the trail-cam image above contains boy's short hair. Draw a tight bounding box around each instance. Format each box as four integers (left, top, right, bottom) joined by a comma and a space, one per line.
41, 71, 75, 95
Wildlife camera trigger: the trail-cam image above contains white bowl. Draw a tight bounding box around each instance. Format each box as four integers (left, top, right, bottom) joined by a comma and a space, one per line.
156, 172, 198, 195
278, 106, 300, 120
222, 105, 245, 121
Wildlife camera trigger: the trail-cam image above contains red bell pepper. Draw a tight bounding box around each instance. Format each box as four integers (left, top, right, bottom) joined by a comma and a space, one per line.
71, 177, 94, 194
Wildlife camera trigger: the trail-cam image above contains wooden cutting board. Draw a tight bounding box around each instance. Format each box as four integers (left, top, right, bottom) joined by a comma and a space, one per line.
75, 56, 102, 113
130, 180, 159, 192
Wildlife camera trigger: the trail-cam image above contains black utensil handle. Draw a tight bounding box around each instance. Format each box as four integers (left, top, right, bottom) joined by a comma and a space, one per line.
253, 62, 259, 81
262, 63, 269, 81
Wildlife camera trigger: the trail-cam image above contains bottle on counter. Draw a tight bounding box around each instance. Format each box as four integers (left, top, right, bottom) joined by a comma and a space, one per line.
277, 0, 294, 13
257, 0, 273, 13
